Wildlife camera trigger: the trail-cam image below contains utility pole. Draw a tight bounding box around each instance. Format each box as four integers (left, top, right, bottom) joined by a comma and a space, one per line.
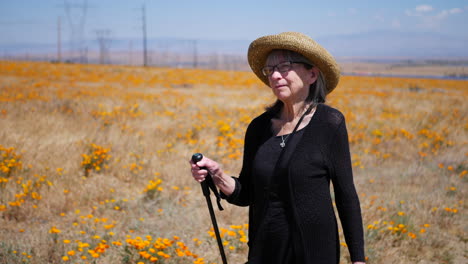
129, 40, 133, 65
193, 39, 198, 68
142, 4, 148, 67
95, 29, 111, 64
57, 16, 62, 62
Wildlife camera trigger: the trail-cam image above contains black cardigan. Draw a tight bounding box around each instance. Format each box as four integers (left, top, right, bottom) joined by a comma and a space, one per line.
223, 103, 365, 263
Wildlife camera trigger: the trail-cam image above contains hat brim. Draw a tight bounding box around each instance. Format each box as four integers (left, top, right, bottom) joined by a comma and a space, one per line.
247, 32, 340, 94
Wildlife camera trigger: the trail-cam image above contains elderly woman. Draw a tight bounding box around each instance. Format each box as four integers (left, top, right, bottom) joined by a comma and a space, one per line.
190, 32, 365, 264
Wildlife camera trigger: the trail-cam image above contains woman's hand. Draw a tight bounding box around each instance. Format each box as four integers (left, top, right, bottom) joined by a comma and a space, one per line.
189, 156, 209, 183
190, 155, 222, 183
189, 156, 235, 196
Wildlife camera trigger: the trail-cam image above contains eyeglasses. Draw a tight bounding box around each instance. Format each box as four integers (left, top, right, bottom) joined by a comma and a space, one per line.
261, 61, 307, 76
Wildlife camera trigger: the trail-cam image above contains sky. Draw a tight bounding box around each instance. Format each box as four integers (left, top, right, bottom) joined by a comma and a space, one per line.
0, 0, 467, 56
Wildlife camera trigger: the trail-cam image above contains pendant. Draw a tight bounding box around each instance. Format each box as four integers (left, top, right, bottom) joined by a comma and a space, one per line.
280, 142, 286, 148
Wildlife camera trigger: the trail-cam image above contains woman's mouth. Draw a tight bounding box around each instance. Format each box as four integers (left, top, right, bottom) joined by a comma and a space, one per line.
274, 84, 287, 89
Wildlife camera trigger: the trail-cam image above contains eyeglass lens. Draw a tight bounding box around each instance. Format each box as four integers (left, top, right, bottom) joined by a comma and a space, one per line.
262, 62, 293, 76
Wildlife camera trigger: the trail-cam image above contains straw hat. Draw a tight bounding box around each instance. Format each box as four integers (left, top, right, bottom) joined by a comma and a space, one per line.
247, 31, 340, 94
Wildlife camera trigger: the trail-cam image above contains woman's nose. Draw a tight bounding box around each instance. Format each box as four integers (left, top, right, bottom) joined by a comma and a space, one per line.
269, 69, 282, 79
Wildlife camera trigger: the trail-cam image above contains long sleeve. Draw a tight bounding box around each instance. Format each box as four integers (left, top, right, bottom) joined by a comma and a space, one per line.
329, 116, 365, 262
221, 113, 269, 206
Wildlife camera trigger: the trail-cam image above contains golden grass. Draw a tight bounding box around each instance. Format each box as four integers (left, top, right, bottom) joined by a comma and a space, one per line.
0, 60, 467, 264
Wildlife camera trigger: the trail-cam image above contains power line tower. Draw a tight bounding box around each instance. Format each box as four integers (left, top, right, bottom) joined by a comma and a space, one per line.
57, 16, 62, 62
193, 39, 198, 68
64, 0, 88, 63
95, 29, 112, 64
128, 40, 134, 65
141, 4, 148, 67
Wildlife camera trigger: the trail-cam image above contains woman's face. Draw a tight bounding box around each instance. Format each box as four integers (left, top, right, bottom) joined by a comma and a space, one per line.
265, 51, 318, 104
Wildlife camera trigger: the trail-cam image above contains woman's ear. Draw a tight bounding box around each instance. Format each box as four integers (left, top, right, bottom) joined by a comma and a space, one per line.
308, 67, 319, 85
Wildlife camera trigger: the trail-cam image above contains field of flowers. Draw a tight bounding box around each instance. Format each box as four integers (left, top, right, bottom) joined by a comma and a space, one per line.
0, 60, 466, 264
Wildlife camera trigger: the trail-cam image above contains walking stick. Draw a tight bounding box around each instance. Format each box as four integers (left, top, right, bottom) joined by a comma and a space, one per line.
191, 153, 228, 264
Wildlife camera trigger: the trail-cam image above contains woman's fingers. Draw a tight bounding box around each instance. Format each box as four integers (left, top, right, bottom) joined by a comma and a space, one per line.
193, 168, 208, 182
189, 159, 209, 182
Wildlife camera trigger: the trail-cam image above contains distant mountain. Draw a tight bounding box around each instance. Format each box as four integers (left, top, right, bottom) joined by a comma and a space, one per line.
316, 30, 468, 58
1, 30, 467, 59
110, 38, 251, 55
0, 38, 251, 56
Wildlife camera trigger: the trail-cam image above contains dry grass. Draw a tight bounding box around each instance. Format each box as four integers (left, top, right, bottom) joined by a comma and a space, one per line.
0, 60, 466, 264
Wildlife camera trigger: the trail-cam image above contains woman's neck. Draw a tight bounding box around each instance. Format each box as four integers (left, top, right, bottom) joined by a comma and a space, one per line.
280, 101, 309, 122
272, 101, 315, 136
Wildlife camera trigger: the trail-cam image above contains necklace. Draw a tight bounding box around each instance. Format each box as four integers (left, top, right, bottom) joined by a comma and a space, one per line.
278, 104, 315, 148
280, 134, 290, 148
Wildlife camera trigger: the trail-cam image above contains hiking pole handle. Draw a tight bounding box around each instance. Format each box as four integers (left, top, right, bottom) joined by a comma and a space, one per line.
191, 153, 204, 163
192, 153, 210, 196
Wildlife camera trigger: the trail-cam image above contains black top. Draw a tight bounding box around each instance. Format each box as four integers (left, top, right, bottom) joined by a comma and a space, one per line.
253, 129, 305, 201
222, 103, 365, 264
252, 129, 305, 263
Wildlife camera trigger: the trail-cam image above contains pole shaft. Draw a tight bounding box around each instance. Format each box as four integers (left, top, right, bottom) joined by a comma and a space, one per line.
201, 182, 228, 264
